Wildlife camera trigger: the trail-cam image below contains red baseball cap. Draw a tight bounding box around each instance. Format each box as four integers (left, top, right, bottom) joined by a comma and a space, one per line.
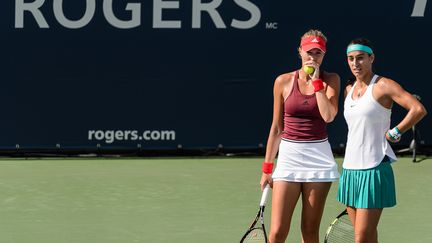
300, 36, 326, 53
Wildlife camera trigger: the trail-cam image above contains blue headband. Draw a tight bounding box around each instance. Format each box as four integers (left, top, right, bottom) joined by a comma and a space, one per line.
346, 44, 373, 55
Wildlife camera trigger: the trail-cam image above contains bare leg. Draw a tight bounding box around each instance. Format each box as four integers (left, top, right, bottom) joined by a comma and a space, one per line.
300, 182, 332, 243
269, 181, 301, 243
353, 208, 383, 243
347, 206, 357, 226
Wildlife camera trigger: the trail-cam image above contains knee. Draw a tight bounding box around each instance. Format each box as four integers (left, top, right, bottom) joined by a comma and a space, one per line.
355, 233, 368, 243
355, 229, 377, 243
269, 227, 289, 243
300, 224, 320, 242
301, 222, 319, 237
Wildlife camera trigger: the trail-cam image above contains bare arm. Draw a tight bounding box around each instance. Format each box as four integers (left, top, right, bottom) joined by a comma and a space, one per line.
260, 75, 286, 190
315, 73, 340, 123
375, 78, 427, 139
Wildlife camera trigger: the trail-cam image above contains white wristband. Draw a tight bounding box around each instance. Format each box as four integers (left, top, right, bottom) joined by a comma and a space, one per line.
387, 127, 402, 142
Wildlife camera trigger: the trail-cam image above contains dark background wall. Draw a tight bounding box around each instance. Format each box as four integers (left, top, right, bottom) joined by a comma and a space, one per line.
1, 0, 430, 152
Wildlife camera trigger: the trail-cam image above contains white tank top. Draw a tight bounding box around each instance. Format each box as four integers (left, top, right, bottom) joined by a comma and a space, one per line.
343, 75, 397, 169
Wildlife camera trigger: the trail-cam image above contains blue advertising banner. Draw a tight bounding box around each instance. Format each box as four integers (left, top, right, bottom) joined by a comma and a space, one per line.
1, 0, 430, 152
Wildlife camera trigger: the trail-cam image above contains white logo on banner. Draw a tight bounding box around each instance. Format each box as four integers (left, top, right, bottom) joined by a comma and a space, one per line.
14, 0, 262, 29
412, 0, 428, 16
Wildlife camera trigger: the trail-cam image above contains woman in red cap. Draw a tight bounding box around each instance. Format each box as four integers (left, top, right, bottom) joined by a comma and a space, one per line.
260, 29, 340, 243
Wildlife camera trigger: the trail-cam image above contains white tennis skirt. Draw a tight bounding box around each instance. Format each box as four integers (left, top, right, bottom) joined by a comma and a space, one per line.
272, 138, 340, 182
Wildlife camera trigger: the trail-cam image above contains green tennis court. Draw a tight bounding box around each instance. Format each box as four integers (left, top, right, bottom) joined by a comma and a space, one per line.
0, 157, 430, 243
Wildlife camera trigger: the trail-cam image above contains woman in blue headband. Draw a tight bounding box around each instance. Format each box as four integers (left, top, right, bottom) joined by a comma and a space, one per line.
337, 38, 427, 243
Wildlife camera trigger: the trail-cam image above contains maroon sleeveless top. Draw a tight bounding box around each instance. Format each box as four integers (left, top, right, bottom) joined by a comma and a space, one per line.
281, 71, 327, 141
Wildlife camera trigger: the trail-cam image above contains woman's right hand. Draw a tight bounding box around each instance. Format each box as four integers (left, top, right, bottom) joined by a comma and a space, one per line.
260, 173, 273, 191
304, 60, 320, 80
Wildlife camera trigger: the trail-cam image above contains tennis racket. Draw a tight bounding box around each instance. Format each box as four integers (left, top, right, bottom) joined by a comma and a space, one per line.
324, 209, 355, 243
239, 184, 271, 243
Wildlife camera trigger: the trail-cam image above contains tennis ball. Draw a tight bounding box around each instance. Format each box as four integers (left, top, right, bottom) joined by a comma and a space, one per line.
303, 66, 315, 75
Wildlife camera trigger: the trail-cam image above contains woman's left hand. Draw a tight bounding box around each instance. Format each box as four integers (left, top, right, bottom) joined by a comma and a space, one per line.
385, 130, 401, 143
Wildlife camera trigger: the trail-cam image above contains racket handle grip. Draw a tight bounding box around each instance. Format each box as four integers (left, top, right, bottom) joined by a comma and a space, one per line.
259, 184, 271, 206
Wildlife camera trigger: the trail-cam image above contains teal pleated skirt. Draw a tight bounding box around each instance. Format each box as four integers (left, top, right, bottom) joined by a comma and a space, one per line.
337, 158, 396, 209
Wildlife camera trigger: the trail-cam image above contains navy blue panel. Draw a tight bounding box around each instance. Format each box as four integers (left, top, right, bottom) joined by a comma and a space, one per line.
0, 1, 430, 150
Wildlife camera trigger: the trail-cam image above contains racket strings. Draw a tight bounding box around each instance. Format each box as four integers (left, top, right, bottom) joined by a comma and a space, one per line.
326, 215, 354, 243
242, 228, 266, 243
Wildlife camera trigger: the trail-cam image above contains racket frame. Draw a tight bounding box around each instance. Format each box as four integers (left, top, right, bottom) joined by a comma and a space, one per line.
239, 185, 271, 243
324, 209, 353, 243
